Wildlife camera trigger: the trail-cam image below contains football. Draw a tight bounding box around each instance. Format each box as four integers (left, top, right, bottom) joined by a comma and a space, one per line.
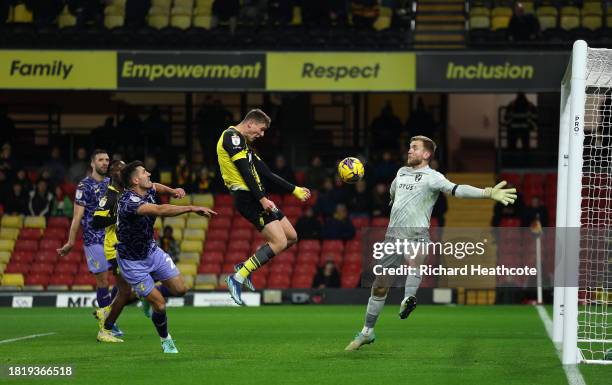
337, 157, 365, 184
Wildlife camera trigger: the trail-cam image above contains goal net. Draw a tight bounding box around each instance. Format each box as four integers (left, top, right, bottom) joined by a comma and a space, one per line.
556, 41, 612, 365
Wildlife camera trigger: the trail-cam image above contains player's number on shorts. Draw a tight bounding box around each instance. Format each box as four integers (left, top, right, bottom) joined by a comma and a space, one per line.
166, 256, 176, 270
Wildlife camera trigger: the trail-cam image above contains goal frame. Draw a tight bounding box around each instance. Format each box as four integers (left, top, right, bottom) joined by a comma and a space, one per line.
555, 40, 612, 365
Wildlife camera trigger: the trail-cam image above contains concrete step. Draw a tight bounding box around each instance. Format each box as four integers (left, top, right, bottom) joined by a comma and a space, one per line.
416, 23, 465, 31
418, 4, 464, 12
414, 33, 465, 42
416, 14, 465, 22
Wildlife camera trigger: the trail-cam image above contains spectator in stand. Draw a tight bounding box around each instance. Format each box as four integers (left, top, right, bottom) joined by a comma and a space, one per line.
43, 146, 67, 186
268, 0, 293, 25
92, 117, 115, 152
491, 182, 522, 226
172, 154, 194, 193
304, 155, 327, 191
124, 0, 151, 28
508, 2, 540, 42
68, 147, 89, 183
371, 182, 391, 217
295, 207, 322, 240
28, 178, 54, 217
241, 0, 267, 25
505, 92, 538, 151
0, 2, 9, 27
0, 143, 17, 181
194, 166, 215, 194
4, 182, 28, 215
27, 0, 64, 27
144, 155, 160, 185
329, 0, 349, 26
303, 0, 330, 26
268, 154, 296, 194
351, 0, 379, 28
143, 106, 170, 158
212, 0, 240, 32
314, 177, 349, 218
312, 260, 341, 288
159, 226, 180, 263
51, 185, 74, 217
430, 159, 447, 226
14, 169, 32, 193
521, 196, 549, 228
406, 98, 436, 140
371, 101, 403, 153
373, 151, 399, 185
0, 106, 16, 146
349, 179, 370, 217
196, 98, 233, 166
322, 203, 356, 240
0, 170, 9, 206
67, 0, 104, 26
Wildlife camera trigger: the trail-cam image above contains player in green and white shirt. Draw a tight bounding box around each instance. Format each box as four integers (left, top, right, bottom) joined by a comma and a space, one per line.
345, 135, 517, 351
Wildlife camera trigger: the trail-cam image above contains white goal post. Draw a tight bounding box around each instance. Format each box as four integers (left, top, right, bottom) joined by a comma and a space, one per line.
555, 40, 612, 365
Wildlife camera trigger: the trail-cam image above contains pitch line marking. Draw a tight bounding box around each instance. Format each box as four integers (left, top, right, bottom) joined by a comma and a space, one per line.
536, 305, 586, 385
0, 332, 56, 345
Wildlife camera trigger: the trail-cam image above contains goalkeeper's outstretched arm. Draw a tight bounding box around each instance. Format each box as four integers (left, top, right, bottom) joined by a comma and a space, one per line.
432, 175, 517, 206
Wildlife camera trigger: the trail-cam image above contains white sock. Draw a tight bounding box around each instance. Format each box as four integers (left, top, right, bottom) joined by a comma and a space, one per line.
161, 333, 172, 341
233, 272, 246, 284
361, 326, 373, 336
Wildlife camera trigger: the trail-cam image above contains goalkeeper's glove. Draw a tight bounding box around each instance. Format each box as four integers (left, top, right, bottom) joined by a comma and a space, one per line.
292, 186, 311, 201
484, 181, 517, 206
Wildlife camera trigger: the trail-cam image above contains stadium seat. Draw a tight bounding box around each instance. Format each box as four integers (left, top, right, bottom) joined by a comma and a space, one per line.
251, 273, 267, 289
345, 240, 361, 252
221, 263, 237, 274
201, 251, 223, 264
10, 250, 34, 263
267, 275, 290, 289
47, 217, 69, 229
491, 6, 512, 31
536, 6, 558, 30
187, 217, 209, 230
55, 263, 78, 275
0, 251, 10, 264
39, 239, 61, 250
1, 215, 23, 229
148, 14, 170, 29
170, 195, 191, 206
30, 264, 53, 275
25, 274, 49, 287
499, 172, 522, 188
203, 240, 226, 253
214, 194, 233, 206
270, 262, 293, 275
371, 217, 390, 227
105, 14, 125, 29
164, 217, 186, 229
294, 264, 317, 276
582, 13, 602, 31
181, 240, 203, 254
342, 263, 362, 275
192, 193, 214, 207
1, 273, 24, 287
14, 239, 37, 252
0, 262, 5, 274
322, 240, 344, 253
292, 274, 314, 288
233, 217, 252, 229
35, 250, 58, 263
177, 263, 197, 276
232, 229, 252, 241
43, 227, 65, 240
283, 206, 302, 217
62, 250, 82, 263
0, 228, 19, 242
225, 251, 246, 264
6, 261, 29, 273
73, 273, 97, 286
296, 252, 319, 264
298, 240, 320, 253
206, 228, 229, 241
24, 216, 46, 229
193, 14, 212, 29
560, 6, 580, 30
215, 206, 234, 217
341, 273, 361, 288
48, 274, 74, 288
195, 273, 217, 290
319, 253, 342, 267
18, 228, 41, 240
58, 7, 77, 28
11, 3, 33, 23
274, 252, 295, 264
182, 229, 205, 241
198, 263, 221, 274
171, 7, 192, 29
178, 252, 199, 264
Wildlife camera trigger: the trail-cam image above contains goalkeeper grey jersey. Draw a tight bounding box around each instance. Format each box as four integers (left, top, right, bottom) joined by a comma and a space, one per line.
386, 165, 456, 239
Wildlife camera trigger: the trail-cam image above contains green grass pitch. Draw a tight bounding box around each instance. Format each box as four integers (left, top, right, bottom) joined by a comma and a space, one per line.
1, 305, 610, 385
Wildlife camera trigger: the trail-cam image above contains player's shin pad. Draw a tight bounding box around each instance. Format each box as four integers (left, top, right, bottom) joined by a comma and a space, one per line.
238, 244, 275, 278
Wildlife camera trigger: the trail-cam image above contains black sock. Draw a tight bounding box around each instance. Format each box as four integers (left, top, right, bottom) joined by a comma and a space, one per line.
152, 311, 168, 339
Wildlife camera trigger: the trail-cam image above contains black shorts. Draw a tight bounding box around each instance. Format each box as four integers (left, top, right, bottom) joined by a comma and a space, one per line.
231, 190, 285, 231
108, 257, 120, 276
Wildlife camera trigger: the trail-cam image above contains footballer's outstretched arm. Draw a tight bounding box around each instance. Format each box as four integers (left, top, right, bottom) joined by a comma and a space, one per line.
431, 175, 517, 206
137, 203, 216, 218
254, 157, 311, 201
153, 183, 186, 199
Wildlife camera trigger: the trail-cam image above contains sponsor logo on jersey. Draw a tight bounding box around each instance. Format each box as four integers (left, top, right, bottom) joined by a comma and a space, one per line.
415, 174, 422, 182
130, 195, 141, 203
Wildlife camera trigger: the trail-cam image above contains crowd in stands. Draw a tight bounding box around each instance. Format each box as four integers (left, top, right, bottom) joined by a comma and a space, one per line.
469, 0, 612, 46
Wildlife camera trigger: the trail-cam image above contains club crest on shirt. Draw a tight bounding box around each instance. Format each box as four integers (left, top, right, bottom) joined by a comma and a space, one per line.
231, 134, 241, 146
75, 189, 83, 200
130, 195, 141, 203
415, 174, 422, 182
98, 197, 107, 208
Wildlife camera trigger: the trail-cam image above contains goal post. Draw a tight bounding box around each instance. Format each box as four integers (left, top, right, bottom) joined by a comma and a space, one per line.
557, 40, 612, 365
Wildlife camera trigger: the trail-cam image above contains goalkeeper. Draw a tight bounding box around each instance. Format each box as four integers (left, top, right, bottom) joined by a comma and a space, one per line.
345, 135, 517, 350
216, 109, 311, 306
